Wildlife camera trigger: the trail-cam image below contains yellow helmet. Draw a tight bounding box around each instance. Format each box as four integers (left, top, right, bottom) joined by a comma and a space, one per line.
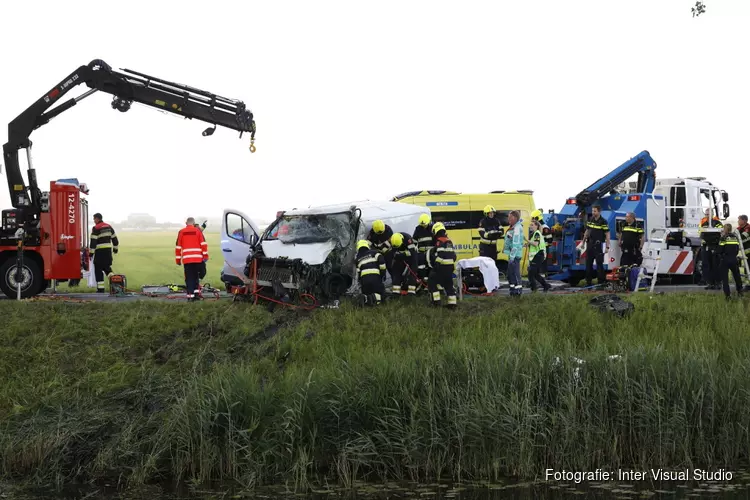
418, 213, 431, 227
484, 205, 496, 215
357, 240, 371, 251
372, 220, 385, 233
391, 233, 404, 248
531, 209, 542, 220
432, 222, 446, 234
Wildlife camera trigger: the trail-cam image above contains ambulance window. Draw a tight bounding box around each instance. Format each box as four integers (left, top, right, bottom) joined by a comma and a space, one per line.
431, 212, 472, 230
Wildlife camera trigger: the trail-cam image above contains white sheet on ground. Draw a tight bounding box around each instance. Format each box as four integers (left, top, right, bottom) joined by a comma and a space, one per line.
457, 257, 500, 292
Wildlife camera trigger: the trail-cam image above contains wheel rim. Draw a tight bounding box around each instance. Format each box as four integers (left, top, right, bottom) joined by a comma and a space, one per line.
5, 265, 33, 291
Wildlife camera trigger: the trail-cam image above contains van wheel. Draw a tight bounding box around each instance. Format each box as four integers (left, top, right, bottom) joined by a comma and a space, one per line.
0, 258, 43, 299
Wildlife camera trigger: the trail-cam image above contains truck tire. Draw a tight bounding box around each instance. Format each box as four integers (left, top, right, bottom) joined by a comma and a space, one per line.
0, 258, 43, 299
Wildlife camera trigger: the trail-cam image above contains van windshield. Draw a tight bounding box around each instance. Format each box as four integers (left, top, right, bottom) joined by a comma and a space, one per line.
265, 212, 355, 246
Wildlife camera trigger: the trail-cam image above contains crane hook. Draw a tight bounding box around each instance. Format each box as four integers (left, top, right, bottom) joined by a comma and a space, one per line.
249, 139, 256, 153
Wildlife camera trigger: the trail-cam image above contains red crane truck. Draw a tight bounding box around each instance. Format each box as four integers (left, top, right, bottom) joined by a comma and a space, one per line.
0, 59, 256, 299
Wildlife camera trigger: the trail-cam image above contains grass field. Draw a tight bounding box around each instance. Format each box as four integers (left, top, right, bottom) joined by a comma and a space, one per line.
2, 292, 750, 491
60, 231, 225, 292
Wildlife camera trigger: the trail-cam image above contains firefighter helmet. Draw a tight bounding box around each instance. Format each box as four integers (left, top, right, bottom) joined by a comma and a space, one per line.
418, 213, 431, 227
391, 233, 404, 248
432, 222, 446, 234
531, 209, 542, 220
373, 220, 385, 233
483, 205, 496, 215
357, 240, 371, 251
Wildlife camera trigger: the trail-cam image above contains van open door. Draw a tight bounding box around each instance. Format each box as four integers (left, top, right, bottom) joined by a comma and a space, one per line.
220, 209, 262, 288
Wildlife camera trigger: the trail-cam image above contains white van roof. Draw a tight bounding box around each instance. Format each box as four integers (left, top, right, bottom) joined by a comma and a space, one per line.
284, 200, 428, 220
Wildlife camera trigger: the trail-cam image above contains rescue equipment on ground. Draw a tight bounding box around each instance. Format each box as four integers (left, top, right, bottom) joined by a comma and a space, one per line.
588, 294, 635, 317
109, 274, 127, 296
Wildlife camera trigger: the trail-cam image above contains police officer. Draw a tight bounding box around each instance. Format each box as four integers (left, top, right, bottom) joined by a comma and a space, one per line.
90, 212, 119, 293
428, 222, 457, 308
368, 220, 394, 275
525, 220, 551, 292
390, 232, 419, 296
699, 208, 724, 290
617, 212, 644, 267
413, 213, 434, 287
582, 205, 610, 287
737, 215, 750, 287
478, 205, 505, 267
530, 209, 553, 277
718, 224, 743, 299
355, 240, 387, 306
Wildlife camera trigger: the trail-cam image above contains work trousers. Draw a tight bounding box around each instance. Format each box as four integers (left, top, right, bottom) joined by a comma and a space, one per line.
701, 246, 721, 286
416, 252, 430, 285
479, 243, 498, 262
184, 263, 202, 297
620, 247, 641, 267
507, 257, 522, 295
585, 244, 605, 286
93, 249, 113, 291
721, 259, 743, 297
199, 261, 207, 280
528, 253, 550, 292
428, 265, 456, 306
360, 274, 386, 305
392, 255, 417, 295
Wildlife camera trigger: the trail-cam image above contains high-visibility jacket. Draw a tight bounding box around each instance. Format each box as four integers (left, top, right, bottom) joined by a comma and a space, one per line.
429, 233, 457, 269
175, 225, 208, 265
356, 248, 387, 280
90, 222, 119, 252
699, 217, 723, 247
719, 233, 740, 262
367, 225, 394, 254
478, 216, 504, 245
413, 224, 434, 253
529, 229, 546, 260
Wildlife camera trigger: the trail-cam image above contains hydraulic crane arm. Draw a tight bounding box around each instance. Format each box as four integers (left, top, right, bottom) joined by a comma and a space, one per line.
2, 59, 256, 227
575, 150, 657, 207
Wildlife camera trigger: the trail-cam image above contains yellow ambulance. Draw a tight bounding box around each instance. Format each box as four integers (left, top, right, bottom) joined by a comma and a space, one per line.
392, 190, 538, 274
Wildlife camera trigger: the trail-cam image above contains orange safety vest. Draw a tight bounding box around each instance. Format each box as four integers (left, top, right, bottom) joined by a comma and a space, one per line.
175, 225, 208, 265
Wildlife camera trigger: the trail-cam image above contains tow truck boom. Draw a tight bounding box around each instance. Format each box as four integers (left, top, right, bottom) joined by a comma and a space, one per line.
2, 59, 256, 236
574, 150, 657, 207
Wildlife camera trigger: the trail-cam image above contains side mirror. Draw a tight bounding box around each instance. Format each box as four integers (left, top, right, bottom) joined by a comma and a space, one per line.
722, 191, 729, 202
248, 233, 259, 247
723, 205, 730, 219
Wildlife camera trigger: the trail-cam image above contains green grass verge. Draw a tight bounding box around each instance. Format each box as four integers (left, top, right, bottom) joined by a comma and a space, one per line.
54, 231, 224, 293
1, 294, 750, 491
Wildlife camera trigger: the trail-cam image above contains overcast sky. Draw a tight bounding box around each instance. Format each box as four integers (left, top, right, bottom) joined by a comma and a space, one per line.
1, 0, 748, 225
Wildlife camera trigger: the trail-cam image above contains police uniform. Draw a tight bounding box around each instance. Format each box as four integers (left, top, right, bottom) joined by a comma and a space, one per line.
428, 227, 457, 308
585, 215, 608, 286
478, 216, 504, 264
367, 224, 394, 274
719, 232, 743, 298
528, 229, 551, 292
391, 232, 418, 296
619, 221, 644, 267
90, 219, 119, 293
356, 246, 387, 305
699, 216, 724, 288
413, 222, 434, 285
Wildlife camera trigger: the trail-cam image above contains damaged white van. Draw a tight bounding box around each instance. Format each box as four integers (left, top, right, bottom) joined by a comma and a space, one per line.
220, 201, 430, 302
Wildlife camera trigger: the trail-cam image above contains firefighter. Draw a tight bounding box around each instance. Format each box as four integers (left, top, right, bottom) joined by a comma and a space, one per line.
718, 224, 743, 299
390, 232, 419, 296
355, 240, 387, 306
413, 213, 434, 288
530, 209, 552, 276
524, 220, 551, 292
89, 212, 119, 293
428, 222, 457, 308
194, 221, 208, 281
176, 217, 209, 301
367, 219, 394, 275
478, 205, 504, 267
582, 205, 610, 287
617, 212, 644, 267
699, 208, 724, 290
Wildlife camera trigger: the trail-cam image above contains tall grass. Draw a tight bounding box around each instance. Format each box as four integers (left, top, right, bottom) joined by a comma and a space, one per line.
1, 294, 749, 490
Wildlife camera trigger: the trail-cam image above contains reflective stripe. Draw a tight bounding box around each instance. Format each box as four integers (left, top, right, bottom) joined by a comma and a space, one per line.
432, 292, 441, 300
447, 295, 457, 305
361, 269, 381, 276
